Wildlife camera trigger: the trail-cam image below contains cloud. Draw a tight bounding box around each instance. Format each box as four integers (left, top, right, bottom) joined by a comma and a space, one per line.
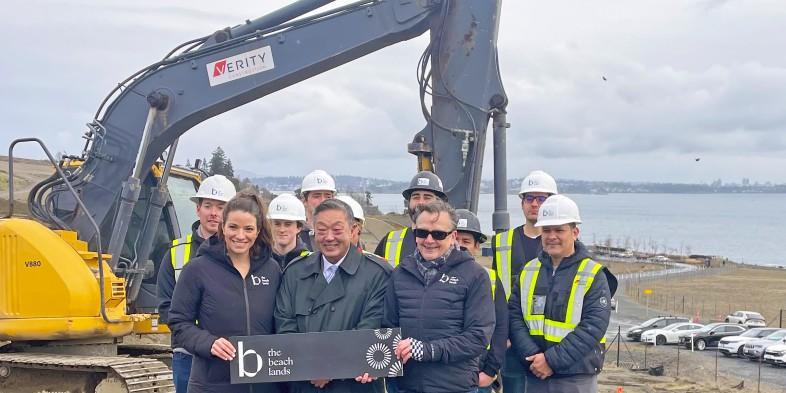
2, 0, 786, 183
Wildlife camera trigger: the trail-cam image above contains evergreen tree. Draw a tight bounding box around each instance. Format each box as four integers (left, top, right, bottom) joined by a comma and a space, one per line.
208, 147, 228, 176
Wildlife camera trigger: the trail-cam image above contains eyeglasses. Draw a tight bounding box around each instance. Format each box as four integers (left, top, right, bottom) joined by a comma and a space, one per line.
522, 195, 548, 204
413, 228, 454, 240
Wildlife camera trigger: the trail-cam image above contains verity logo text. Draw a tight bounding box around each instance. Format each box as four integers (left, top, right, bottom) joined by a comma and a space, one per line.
206, 46, 275, 87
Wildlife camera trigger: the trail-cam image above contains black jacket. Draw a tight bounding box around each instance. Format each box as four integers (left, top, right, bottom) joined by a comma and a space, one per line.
298, 228, 314, 252
272, 239, 311, 271
480, 272, 508, 379
274, 246, 391, 393
157, 221, 205, 325
490, 225, 541, 375
508, 241, 612, 378
384, 249, 495, 393
168, 236, 283, 393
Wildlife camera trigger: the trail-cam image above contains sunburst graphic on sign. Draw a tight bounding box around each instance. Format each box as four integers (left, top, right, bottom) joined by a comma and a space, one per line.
391, 333, 401, 350
365, 343, 392, 370
374, 328, 393, 340
388, 360, 403, 377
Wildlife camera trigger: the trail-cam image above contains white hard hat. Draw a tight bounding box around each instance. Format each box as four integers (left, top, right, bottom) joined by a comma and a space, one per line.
336, 195, 365, 223
519, 170, 558, 196
267, 194, 306, 222
301, 169, 337, 193
190, 175, 236, 203
535, 195, 581, 227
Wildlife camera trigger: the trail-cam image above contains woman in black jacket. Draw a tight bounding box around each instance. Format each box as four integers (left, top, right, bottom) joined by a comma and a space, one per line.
169, 191, 283, 393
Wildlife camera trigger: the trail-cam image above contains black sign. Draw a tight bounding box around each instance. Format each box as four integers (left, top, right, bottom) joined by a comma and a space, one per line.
230, 328, 403, 384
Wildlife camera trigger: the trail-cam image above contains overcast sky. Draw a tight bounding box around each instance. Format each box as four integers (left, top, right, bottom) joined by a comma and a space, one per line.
2, 0, 786, 184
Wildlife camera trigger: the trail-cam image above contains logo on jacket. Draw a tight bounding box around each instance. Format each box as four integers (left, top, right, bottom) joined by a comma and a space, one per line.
599, 297, 609, 308
438, 274, 459, 285
251, 275, 270, 286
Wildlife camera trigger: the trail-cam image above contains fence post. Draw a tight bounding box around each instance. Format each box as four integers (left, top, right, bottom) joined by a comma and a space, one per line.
714, 344, 718, 384
682, 296, 685, 314
676, 344, 680, 377
758, 355, 762, 393
780, 309, 783, 328
616, 326, 621, 367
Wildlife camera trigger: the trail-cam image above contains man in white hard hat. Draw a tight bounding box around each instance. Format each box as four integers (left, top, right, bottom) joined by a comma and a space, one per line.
509, 195, 616, 393
491, 170, 558, 392
336, 195, 366, 251
374, 171, 447, 268
268, 194, 311, 270
299, 169, 337, 251
455, 209, 507, 393
157, 174, 236, 393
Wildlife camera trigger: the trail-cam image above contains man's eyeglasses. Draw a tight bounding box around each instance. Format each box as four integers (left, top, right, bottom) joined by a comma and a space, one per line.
522, 195, 548, 204
413, 228, 454, 240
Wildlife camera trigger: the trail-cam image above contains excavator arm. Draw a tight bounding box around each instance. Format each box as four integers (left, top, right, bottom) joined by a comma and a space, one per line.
38, 0, 508, 298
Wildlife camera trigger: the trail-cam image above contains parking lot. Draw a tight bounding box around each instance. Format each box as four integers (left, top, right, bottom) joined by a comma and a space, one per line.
606, 294, 786, 390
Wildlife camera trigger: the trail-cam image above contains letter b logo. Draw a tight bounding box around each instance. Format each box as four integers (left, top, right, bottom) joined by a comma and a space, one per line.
238, 341, 264, 378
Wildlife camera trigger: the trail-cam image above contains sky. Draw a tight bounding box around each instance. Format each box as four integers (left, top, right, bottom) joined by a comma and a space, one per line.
2, 0, 786, 184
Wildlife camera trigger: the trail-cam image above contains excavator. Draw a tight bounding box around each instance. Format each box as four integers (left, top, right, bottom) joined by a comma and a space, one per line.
0, 0, 509, 391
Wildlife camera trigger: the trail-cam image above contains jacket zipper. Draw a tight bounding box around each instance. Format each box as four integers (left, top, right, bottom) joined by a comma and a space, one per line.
242, 276, 252, 393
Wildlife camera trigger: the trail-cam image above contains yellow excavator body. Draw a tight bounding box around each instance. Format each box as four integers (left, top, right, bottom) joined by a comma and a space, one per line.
0, 218, 141, 341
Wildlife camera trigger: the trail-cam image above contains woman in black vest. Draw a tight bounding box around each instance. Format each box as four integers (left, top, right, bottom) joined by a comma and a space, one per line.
169, 191, 283, 393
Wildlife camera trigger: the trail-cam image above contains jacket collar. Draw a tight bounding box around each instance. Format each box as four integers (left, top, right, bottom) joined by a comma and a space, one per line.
399, 247, 476, 283
298, 246, 362, 278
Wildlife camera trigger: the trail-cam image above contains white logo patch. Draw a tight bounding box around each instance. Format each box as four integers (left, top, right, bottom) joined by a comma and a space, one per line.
251, 275, 270, 286
457, 218, 468, 228
206, 46, 275, 87
439, 273, 460, 285
417, 178, 430, 186
599, 297, 609, 308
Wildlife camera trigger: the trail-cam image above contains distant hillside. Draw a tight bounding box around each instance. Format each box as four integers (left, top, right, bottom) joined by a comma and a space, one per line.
252, 174, 786, 195
250, 175, 407, 194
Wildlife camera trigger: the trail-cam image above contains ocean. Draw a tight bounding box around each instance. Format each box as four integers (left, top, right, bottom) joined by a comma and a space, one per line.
368, 193, 786, 267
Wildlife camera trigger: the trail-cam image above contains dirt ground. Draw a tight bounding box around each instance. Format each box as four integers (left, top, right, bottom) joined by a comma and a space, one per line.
624, 267, 786, 324
0, 155, 55, 217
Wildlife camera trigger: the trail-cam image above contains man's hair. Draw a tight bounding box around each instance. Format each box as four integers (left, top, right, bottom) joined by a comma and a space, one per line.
314, 198, 355, 226
413, 200, 458, 231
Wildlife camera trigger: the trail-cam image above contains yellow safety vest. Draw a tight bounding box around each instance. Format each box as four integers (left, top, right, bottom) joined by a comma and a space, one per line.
487, 268, 497, 301
383, 227, 409, 267
492, 230, 514, 301
519, 258, 606, 344
170, 234, 193, 282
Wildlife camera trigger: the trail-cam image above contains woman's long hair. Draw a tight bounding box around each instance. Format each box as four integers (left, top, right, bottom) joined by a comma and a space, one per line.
219, 190, 273, 259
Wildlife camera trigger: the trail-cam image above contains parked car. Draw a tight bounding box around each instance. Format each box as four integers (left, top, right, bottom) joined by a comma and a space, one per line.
626, 316, 690, 341
718, 328, 781, 357
641, 322, 704, 345
743, 329, 786, 360
725, 311, 767, 327
679, 323, 747, 351
763, 343, 786, 366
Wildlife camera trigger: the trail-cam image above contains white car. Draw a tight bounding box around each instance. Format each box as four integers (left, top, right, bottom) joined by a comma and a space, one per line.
725, 311, 767, 327
718, 328, 781, 357
641, 322, 704, 345
763, 343, 786, 366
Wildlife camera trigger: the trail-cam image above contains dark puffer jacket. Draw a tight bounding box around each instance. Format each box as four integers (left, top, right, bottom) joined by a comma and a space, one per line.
508, 241, 613, 378
384, 249, 495, 393
168, 236, 283, 393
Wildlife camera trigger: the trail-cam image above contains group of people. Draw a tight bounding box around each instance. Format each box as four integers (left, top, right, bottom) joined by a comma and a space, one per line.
156, 168, 617, 393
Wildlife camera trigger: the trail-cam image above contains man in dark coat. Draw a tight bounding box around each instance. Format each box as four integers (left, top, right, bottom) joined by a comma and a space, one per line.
275, 199, 391, 393
509, 195, 615, 393
384, 201, 495, 393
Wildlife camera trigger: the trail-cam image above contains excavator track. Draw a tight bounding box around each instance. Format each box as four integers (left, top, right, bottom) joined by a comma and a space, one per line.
0, 352, 174, 393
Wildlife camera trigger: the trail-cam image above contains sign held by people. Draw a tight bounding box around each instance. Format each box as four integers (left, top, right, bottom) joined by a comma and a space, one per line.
231, 328, 403, 384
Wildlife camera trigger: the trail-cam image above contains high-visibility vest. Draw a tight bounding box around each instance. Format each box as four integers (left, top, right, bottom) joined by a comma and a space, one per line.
487, 268, 497, 301
170, 234, 193, 282
383, 227, 409, 267
492, 230, 515, 301
519, 258, 606, 344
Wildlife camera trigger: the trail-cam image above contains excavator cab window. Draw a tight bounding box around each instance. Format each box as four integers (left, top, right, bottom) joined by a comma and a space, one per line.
168, 175, 199, 237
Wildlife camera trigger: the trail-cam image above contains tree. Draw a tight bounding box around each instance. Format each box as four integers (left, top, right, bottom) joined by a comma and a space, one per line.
208, 147, 233, 177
